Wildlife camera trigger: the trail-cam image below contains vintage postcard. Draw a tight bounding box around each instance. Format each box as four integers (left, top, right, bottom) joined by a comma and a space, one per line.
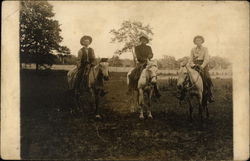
1, 1, 249, 160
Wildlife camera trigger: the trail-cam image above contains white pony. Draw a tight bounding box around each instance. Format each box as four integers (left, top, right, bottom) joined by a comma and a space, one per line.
67, 60, 109, 118
177, 59, 209, 122
127, 60, 158, 119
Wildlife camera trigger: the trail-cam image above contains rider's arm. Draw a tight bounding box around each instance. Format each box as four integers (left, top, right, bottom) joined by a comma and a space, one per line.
189, 48, 195, 67
76, 49, 83, 68
89, 48, 96, 66
148, 46, 153, 60
135, 46, 142, 62
201, 47, 209, 68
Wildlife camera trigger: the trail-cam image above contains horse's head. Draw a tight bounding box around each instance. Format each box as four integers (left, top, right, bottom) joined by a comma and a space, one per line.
177, 65, 189, 90
177, 57, 191, 90
146, 60, 158, 84
99, 59, 109, 81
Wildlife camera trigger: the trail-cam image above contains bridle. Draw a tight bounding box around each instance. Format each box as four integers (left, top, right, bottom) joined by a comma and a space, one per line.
146, 65, 158, 85
182, 65, 200, 90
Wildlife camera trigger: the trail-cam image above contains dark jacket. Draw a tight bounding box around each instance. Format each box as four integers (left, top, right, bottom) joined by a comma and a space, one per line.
77, 47, 96, 68
135, 44, 153, 63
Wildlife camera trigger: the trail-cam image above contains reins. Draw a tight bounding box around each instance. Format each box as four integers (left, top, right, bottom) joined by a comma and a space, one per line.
146, 65, 157, 86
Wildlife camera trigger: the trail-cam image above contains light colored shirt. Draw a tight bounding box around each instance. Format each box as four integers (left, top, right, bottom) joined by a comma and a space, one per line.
189, 46, 209, 68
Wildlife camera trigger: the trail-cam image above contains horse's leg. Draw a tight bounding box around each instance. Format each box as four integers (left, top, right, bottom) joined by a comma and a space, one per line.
187, 97, 193, 122
198, 93, 203, 123
135, 90, 139, 112
130, 90, 135, 113
138, 88, 144, 119
90, 88, 100, 119
205, 104, 209, 118
204, 97, 209, 119
94, 90, 101, 119
147, 88, 153, 119
73, 93, 82, 117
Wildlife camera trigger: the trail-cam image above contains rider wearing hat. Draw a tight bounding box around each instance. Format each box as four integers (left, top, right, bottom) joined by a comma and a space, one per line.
128, 35, 161, 98
189, 35, 215, 103
74, 35, 107, 96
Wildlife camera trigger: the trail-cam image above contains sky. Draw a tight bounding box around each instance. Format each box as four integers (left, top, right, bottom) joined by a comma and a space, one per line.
50, 1, 248, 61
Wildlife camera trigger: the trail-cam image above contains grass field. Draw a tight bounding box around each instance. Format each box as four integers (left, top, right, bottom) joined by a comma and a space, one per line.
21, 69, 233, 160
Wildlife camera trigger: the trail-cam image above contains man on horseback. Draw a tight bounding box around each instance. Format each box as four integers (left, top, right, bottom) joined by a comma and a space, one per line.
74, 35, 107, 96
189, 35, 215, 103
127, 35, 161, 98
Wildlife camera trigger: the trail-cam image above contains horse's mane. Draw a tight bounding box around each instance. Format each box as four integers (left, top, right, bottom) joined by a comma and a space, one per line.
146, 60, 158, 68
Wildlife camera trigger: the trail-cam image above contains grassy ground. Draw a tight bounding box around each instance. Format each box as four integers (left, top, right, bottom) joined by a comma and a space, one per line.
21, 70, 233, 160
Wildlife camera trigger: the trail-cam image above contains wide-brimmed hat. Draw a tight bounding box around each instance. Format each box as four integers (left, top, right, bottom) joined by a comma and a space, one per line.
80, 35, 92, 45
193, 35, 205, 44
139, 35, 149, 43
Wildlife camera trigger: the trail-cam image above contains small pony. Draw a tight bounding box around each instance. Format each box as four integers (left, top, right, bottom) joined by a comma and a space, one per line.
67, 59, 109, 119
177, 59, 209, 122
127, 60, 158, 119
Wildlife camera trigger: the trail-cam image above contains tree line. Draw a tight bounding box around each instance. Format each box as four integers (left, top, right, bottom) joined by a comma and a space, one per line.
20, 1, 231, 71
108, 55, 231, 70
20, 1, 70, 70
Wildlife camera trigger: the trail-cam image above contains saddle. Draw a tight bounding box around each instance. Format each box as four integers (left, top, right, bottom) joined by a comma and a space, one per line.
192, 66, 209, 96
129, 64, 146, 90
77, 64, 92, 91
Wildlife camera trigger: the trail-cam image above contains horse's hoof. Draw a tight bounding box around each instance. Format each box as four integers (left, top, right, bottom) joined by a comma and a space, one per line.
95, 115, 102, 119
148, 114, 153, 119
139, 115, 144, 120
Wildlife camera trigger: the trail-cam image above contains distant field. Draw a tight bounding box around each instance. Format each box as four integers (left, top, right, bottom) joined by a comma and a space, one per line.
21, 69, 232, 160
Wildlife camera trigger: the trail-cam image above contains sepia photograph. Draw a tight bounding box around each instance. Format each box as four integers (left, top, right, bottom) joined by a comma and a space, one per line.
1, 1, 249, 160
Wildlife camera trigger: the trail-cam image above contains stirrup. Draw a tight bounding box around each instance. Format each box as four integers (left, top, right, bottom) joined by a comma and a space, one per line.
100, 90, 108, 97
155, 92, 161, 98
208, 97, 215, 103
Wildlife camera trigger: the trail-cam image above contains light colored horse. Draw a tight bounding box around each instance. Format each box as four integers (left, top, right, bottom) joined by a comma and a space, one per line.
177, 60, 209, 122
67, 61, 109, 118
127, 60, 158, 119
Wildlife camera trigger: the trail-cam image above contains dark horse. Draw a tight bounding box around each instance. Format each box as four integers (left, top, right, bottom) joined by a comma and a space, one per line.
67, 60, 109, 118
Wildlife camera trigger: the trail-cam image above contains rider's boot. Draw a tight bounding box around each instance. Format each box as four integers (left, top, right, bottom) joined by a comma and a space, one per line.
100, 89, 108, 97
176, 89, 185, 100
176, 90, 182, 99
154, 84, 161, 98
208, 87, 215, 103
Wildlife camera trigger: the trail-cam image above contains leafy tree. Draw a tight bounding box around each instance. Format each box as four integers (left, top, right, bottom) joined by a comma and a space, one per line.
57, 46, 71, 64
20, 1, 67, 70
110, 20, 153, 66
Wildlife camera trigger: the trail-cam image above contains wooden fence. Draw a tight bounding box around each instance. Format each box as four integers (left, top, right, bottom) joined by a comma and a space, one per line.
21, 64, 232, 78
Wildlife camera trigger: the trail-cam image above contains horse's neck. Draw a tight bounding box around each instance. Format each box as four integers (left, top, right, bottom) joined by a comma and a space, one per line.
186, 66, 199, 83
94, 65, 100, 75
139, 68, 149, 85
141, 68, 147, 78
90, 65, 100, 82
